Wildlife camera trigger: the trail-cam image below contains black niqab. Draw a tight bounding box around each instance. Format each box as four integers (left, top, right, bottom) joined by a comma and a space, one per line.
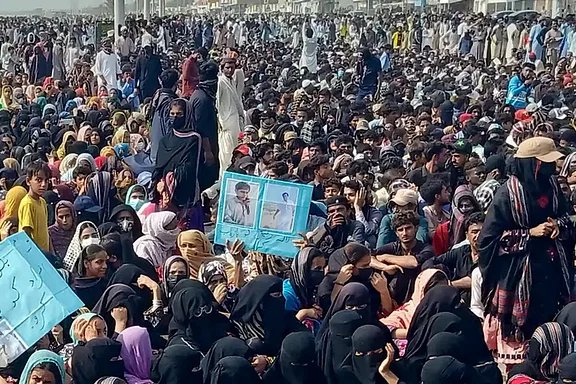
201, 336, 253, 384
168, 281, 231, 353
151, 344, 203, 384
71, 337, 125, 384
210, 356, 261, 384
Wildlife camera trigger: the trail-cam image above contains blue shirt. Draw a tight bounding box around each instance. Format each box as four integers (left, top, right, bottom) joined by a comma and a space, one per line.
361, 55, 381, 90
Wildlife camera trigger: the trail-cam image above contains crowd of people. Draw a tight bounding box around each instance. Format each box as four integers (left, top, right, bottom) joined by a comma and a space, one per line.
3, 8, 576, 384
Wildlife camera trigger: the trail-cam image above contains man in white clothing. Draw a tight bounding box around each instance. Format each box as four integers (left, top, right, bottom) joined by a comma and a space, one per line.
92, 39, 121, 92
116, 26, 135, 63
217, 58, 244, 175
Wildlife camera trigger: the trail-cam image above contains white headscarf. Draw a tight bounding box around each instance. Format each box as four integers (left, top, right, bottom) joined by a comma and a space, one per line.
133, 211, 180, 269
63, 221, 100, 271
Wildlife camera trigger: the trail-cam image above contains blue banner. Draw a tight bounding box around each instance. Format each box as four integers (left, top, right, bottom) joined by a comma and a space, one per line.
0, 232, 83, 366
215, 172, 313, 258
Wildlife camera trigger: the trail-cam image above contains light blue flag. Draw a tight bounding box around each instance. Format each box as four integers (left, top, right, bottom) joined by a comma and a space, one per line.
0, 232, 83, 366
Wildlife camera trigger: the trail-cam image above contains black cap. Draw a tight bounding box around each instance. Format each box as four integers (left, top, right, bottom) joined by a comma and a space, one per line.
453, 139, 472, 155
74, 196, 102, 213
325, 195, 350, 209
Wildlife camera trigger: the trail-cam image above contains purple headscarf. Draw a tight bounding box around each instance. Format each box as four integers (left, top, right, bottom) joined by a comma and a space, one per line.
117, 326, 153, 384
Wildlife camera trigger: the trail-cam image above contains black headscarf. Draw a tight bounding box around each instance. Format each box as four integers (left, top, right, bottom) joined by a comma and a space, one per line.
151, 344, 203, 384
317, 310, 365, 384
43, 190, 60, 226
92, 284, 146, 337
209, 356, 261, 384
152, 98, 201, 208
317, 246, 376, 313
427, 332, 502, 384
107, 264, 153, 307
405, 285, 462, 352
201, 336, 253, 384
168, 281, 231, 353
555, 302, 576, 336
426, 332, 467, 362
71, 337, 125, 384
109, 204, 144, 240
403, 286, 491, 384
231, 275, 303, 356
289, 247, 325, 309
420, 356, 481, 384
349, 325, 393, 384
263, 332, 326, 384
559, 353, 576, 383
316, 283, 371, 346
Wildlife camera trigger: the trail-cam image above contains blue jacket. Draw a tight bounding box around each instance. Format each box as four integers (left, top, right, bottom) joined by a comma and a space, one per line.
506, 75, 531, 109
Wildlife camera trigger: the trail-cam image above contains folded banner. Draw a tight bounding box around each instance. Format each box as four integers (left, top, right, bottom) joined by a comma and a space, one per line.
215, 172, 313, 258
0, 232, 83, 367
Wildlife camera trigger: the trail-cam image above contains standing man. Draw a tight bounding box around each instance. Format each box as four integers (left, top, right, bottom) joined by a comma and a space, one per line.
357, 47, 381, 102
135, 45, 162, 101
92, 39, 121, 93
506, 62, 535, 109
181, 47, 208, 98
52, 36, 66, 81
216, 58, 244, 176
191, 61, 219, 191
115, 26, 135, 65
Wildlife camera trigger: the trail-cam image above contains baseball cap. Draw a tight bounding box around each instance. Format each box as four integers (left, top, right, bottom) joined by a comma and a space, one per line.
390, 189, 418, 207
453, 139, 473, 155
514, 137, 564, 162
233, 144, 252, 157
74, 196, 102, 213
525, 103, 539, 113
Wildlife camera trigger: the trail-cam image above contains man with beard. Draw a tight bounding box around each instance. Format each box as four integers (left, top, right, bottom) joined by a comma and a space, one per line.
259, 109, 277, 140
449, 139, 472, 191
254, 142, 274, 176
217, 57, 244, 176
424, 212, 484, 304
135, 45, 162, 100
406, 142, 449, 188
309, 196, 366, 256
181, 47, 208, 98
92, 39, 121, 93
505, 62, 535, 109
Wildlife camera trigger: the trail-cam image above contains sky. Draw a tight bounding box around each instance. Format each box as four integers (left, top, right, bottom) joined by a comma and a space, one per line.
6, 0, 101, 11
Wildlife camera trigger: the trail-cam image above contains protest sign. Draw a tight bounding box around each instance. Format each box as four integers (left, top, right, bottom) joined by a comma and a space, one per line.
0, 232, 83, 367
215, 172, 313, 258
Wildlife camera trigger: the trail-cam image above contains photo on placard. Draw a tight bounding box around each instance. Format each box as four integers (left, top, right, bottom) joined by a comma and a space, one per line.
222, 178, 260, 228
260, 183, 299, 233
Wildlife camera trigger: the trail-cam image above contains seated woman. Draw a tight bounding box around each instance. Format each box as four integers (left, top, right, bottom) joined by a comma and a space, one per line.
199, 259, 239, 314
282, 246, 326, 334
508, 322, 574, 383
133, 211, 180, 272
20, 350, 65, 384
432, 185, 481, 255
72, 244, 109, 309
380, 268, 448, 355
231, 275, 305, 357
63, 221, 101, 271
109, 204, 143, 240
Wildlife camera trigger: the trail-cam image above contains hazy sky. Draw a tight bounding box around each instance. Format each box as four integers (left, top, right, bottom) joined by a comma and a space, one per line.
8, 0, 101, 11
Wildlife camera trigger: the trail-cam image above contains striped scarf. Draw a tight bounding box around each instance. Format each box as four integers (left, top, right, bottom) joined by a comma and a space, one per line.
531, 322, 574, 380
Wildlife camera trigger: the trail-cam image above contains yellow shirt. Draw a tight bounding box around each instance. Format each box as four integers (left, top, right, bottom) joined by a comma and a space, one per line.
18, 194, 50, 252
